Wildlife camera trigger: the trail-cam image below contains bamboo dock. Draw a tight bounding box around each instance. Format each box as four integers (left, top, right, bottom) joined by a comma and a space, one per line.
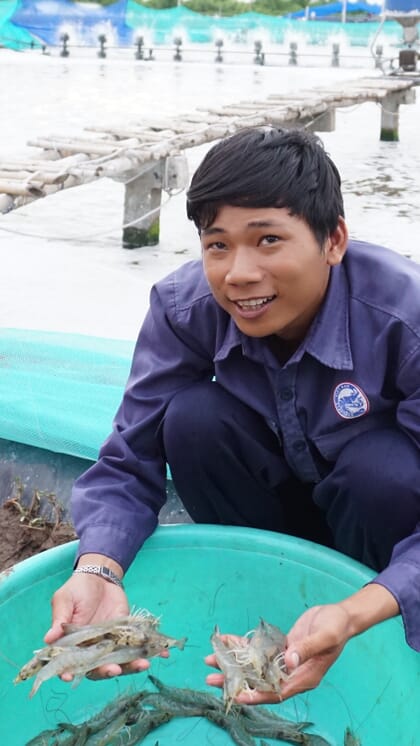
0, 75, 417, 247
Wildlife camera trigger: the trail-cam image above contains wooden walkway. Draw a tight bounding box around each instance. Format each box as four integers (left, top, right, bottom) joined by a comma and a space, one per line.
0, 75, 416, 222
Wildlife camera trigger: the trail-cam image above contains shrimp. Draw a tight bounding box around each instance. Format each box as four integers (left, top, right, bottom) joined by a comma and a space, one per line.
247, 619, 288, 678
14, 645, 66, 684
109, 626, 185, 650
29, 640, 116, 697
250, 619, 289, 694
83, 634, 186, 678
148, 674, 224, 711
344, 727, 362, 746
59, 609, 159, 648
211, 627, 250, 712
211, 618, 290, 703
15, 608, 187, 698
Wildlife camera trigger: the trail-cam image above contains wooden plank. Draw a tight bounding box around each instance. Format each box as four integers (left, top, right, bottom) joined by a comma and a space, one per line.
85, 126, 177, 141
0, 77, 417, 211
0, 179, 45, 197
0, 154, 89, 172
26, 137, 140, 156
0, 169, 68, 185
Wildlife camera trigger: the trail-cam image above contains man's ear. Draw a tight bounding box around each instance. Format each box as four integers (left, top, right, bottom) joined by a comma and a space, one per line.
326, 217, 348, 266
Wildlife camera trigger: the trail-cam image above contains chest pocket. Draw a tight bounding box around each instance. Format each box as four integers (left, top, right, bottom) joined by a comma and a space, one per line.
310, 410, 396, 462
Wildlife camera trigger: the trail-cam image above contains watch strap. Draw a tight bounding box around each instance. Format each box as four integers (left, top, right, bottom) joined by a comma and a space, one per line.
73, 564, 124, 588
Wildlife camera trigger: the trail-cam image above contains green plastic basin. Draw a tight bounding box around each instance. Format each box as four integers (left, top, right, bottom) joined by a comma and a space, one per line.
0, 524, 418, 745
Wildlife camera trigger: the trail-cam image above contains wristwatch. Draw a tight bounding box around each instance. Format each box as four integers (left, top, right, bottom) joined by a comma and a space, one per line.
73, 564, 124, 588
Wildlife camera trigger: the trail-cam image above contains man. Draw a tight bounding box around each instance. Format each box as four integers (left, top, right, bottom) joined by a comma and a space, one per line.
46, 126, 420, 701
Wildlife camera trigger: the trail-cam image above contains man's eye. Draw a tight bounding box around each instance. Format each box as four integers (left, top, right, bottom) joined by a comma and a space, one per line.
207, 241, 227, 250
261, 235, 280, 244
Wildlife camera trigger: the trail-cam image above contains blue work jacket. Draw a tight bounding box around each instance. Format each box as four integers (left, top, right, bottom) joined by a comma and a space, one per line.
73, 239, 420, 650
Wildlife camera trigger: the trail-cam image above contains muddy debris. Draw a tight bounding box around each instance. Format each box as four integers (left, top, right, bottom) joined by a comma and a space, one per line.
0, 478, 76, 573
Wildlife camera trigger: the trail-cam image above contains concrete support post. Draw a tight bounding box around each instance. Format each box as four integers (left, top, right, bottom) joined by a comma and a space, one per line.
122, 161, 164, 249
381, 91, 400, 141
310, 108, 336, 133
380, 88, 416, 141
375, 45, 383, 69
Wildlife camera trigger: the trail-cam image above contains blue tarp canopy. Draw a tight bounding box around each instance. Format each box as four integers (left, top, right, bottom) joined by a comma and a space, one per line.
11, 0, 133, 46
290, 1, 382, 17
385, 0, 420, 9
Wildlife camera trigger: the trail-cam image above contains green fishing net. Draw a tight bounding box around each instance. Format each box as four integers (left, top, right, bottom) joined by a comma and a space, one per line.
0, 328, 134, 462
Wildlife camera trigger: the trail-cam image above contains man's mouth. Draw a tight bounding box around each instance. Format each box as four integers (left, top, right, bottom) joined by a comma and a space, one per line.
234, 295, 276, 310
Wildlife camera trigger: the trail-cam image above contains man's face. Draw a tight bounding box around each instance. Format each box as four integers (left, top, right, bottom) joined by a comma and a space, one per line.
201, 205, 347, 342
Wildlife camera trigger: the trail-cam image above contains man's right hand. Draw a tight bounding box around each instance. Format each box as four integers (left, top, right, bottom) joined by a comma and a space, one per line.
44, 571, 151, 680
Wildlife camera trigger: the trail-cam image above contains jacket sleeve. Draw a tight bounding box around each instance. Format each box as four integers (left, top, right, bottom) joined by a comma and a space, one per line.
72, 281, 214, 571
373, 343, 420, 651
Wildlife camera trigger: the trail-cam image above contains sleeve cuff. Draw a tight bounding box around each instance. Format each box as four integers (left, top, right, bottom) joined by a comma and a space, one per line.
75, 518, 157, 573
371, 561, 420, 652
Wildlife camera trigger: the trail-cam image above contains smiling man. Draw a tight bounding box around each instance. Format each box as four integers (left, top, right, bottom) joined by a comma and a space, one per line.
47, 127, 420, 699
200, 205, 346, 343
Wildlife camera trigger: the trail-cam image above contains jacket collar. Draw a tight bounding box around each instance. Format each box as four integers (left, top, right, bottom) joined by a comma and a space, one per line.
213, 262, 353, 371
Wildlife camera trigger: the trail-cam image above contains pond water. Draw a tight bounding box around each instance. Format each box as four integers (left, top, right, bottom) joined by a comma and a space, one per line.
0, 47, 419, 340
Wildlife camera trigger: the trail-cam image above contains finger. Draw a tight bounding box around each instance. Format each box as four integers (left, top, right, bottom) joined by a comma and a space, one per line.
284, 648, 301, 671
278, 672, 318, 701
86, 663, 124, 681
46, 589, 77, 643
205, 675, 282, 705
60, 663, 121, 681
44, 618, 71, 644
280, 656, 334, 701
204, 653, 220, 668
59, 671, 75, 683
285, 629, 337, 670
87, 657, 151, 680
234, 690, 282, 705
119, 659, 151, 675
205, 673, 224, 688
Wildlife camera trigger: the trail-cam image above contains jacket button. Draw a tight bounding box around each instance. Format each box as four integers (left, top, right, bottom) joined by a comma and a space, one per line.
293, 440, 306, 453
280, 388, 293, 401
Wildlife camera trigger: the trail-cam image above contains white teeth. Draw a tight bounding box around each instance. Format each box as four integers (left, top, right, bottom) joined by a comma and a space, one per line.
236, 296, 273, 309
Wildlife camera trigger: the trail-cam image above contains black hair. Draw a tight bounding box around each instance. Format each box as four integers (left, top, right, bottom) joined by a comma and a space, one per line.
186, 126, 344, 247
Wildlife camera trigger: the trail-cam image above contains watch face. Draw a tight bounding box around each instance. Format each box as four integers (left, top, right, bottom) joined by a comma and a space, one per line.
73, 566, 123, 587
100, 567, 123, 587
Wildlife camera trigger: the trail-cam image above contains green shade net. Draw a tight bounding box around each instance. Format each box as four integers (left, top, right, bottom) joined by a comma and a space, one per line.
124, 2, 400, 47
2, 0, 404, 49
0, 0, 39, 50
0, 328, 135, 461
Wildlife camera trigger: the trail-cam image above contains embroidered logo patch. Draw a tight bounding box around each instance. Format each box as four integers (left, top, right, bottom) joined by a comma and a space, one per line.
333, 382, 369, 419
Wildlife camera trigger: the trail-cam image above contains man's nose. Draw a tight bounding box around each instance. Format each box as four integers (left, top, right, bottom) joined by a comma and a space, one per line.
225, 248, 262, 284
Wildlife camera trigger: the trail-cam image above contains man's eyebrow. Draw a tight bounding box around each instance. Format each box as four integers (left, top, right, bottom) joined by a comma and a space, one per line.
246, 220, 283, 228
202, 219, 284, 236
201, 226, 227, 236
